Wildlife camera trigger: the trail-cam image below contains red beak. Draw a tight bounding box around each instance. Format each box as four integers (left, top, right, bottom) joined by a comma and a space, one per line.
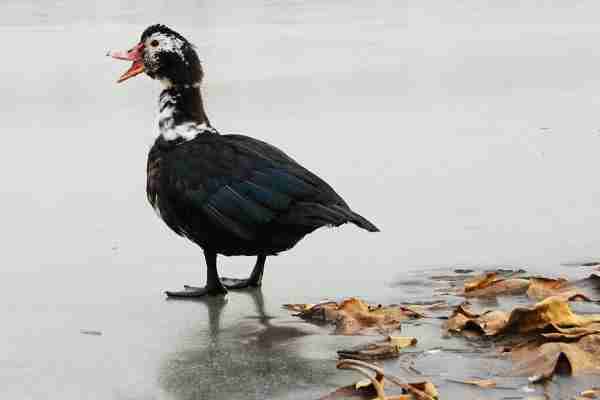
108, 43, 145, 83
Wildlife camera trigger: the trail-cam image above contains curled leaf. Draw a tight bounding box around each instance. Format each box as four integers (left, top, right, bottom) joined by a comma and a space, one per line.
511, 334, 600, 380
289, 298, 419, 335
526, 277, 592, 302
337, 336, 417, 361
320, 359, 438, 400
460, 272, 599, 301
578, 388, 600, 399
446, 297, 600, 337
463, 272, 530, 297
501, 296, 600, 335
404, 382, 439, 400
449, 379, 496, 388
282, 303, 316, 312
445, 304, 508, 336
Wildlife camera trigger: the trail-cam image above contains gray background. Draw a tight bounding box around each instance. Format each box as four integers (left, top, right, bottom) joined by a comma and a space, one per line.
2, 1, 600, 399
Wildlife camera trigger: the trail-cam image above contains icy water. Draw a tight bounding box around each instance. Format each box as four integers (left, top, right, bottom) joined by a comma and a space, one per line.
3, 1, 600, 399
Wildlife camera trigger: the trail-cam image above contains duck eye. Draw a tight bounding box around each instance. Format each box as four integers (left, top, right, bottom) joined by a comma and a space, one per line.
150, 40, 159, 47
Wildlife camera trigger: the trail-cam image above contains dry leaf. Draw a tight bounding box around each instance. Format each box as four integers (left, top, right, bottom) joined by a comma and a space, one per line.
447, 378, 496, 388
389, 336, 418, 348
463, 272, 530, 297
445, 304, 508, 336
404, 382, 439, 400
464, 272, 500, 292
319, 382, 381, 400
526, 277, 592, 302
541, 324, 600, 341
578, 388, 600, 399
447, 297, 600, 338
337, 336, 417, 360
501, 296, 600, 335
290, 298, 419, 335
460, 272, 598, 301
511, 334, 600, 380
282, 303, 316, 312
320, 359, 438, 400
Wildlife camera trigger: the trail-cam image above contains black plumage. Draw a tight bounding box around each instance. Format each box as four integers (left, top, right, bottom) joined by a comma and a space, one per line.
113, 25, 379, 297
148, 131, 378, 257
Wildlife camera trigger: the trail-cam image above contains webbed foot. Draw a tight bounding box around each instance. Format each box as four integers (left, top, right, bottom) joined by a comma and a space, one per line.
220, 255, 266, 289
220, 277, 262, 289
165, 285, 228, 298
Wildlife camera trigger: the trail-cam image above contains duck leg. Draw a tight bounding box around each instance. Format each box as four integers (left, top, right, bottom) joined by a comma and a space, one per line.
220, 255, 266, 289
166, 250, 228, 297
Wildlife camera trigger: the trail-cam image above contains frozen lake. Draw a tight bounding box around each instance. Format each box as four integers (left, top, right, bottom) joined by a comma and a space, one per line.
2, 1, 600, 399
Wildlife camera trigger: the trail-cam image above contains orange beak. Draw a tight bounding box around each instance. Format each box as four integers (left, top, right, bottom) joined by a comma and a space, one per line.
108, 43, 145, 83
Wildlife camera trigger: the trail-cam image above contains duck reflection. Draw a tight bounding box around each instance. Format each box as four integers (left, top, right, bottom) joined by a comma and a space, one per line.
158, 289, 334, 400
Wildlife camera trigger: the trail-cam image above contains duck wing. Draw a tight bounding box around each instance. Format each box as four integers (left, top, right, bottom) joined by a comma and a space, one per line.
160, 134, 378, 242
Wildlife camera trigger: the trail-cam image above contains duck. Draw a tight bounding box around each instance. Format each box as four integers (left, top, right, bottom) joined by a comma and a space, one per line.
109, 24, 379, 298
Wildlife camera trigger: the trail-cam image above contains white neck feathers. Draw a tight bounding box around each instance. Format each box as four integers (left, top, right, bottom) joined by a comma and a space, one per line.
156, 91, 216, 142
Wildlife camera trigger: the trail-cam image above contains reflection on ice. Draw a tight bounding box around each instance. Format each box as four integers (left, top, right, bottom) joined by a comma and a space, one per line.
159, 289, 332, 400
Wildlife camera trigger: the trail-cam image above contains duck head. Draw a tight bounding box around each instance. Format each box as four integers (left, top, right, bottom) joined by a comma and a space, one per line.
109, 24, 203, 88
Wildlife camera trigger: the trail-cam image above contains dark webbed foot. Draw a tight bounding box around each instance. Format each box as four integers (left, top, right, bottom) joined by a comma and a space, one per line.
165, 285, 227, 298
220, 277, 261, 290
221, 255, 266, 290
165, 253, 265, 297
166, 251, 228, 298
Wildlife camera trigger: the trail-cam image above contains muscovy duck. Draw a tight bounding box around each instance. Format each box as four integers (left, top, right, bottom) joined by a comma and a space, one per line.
109, 25, 379, 297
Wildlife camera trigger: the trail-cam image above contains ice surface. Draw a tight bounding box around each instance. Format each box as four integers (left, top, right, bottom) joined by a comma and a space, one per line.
2, 1, 600, 399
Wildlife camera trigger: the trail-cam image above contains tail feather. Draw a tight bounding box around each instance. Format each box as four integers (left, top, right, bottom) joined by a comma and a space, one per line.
277, 202, 379, 232
330, 204, 379, 232
349, 211, 379, 232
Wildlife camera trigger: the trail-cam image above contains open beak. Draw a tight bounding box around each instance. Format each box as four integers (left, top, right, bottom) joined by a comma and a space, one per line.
107, 43, 145, 83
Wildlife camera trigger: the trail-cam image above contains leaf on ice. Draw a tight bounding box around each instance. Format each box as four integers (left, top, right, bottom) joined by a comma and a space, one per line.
577, 387, 600, 399
511, 334, 600, 381
445, 304, 508, 336
448, 378, 497, 388
462, 272, 530, 297
319, 359, 438, 400
287, 297, 420, 335
446, 297, 600, 337
337, 335, 417, 360
461, 272, 599, 301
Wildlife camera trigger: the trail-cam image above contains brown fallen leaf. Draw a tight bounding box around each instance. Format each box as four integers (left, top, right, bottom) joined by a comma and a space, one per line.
460, 272, 598, 301
320, 359, 438, 400
337, 336, 418, 360
370, 304, 425, 320
402, 382, 438, 400
446, 296, 600, 340
319, 359, 395, 400
282, 303, 316, 312
463, 272, 530, 297
445, 304, 508, 336
501, 296, 600, 335
511, 334, 600, 381
319, 380, 383, 400
447, 378, 496, 388
526, 277, 592, 302
464, 272, 500, 292
289, 298, 418, 335
541, 324, 600, 341
578, 387, 600, 399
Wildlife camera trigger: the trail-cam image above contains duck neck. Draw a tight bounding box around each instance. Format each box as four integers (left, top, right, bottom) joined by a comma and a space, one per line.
157, 83, 217, 142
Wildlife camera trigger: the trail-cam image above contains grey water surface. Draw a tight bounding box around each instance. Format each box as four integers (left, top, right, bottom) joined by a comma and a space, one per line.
3, 1, 600, 399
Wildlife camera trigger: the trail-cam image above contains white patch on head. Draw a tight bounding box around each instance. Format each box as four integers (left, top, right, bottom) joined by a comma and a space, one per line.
145, 32, 186, 60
